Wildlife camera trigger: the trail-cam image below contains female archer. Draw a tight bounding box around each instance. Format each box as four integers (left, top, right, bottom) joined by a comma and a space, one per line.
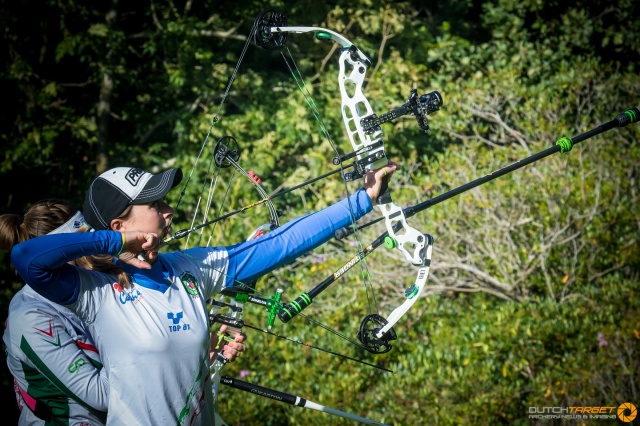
11, 161, 397, 425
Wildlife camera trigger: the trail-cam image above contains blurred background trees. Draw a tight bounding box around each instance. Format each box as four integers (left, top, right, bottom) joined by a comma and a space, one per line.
1, 0, 638, 424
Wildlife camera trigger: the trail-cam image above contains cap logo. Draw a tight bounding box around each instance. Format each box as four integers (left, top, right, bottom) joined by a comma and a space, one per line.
125, 168, 146, 186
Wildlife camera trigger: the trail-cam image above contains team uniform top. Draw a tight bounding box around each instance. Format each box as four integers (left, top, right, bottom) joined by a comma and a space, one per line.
3, 285, 108, 425
11, 190, 373, 426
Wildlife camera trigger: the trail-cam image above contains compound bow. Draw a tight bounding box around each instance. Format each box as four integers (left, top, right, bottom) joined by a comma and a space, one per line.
250, 10, 442, 354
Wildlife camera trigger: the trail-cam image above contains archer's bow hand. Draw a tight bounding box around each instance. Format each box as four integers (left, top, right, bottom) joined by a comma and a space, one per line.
363, 161, 399, 204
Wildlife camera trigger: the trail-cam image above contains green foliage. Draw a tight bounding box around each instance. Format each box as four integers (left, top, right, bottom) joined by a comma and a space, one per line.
1, 0, 639, 424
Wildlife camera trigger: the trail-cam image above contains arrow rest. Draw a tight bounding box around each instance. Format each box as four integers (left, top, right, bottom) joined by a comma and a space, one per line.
253, 9, 288, 51
357, 314, 397, 354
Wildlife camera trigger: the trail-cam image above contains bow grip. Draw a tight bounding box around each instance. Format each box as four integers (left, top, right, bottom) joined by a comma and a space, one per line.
377, 173, 392, 205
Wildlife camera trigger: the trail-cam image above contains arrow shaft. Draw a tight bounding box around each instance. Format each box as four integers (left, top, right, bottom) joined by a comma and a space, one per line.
220, 376, 389, 425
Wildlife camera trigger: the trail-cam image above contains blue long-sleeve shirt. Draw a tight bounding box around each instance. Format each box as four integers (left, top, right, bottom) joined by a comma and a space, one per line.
10, 189, 372, 426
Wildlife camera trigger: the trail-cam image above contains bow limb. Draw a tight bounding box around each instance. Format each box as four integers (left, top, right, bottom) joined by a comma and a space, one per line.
376, 237, 433, 336
270, 26, 358, 50
224, 155, 280, 231
192, 135, 281, 249
212, 135, 280, 232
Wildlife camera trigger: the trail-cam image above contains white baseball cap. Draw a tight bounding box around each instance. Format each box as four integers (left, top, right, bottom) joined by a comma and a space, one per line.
83, 167, 183, 230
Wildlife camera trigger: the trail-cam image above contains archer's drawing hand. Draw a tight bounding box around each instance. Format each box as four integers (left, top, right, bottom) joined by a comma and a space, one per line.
116, 231, 161, 269
363, 161, 399, 204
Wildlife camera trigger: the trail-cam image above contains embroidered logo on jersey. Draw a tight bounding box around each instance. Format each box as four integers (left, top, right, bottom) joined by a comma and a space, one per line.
166, 311, 191, 332
68, 358, 86, 373
180, 273, 199, 296
33, 319, 61, 347
113, 283, 143, 305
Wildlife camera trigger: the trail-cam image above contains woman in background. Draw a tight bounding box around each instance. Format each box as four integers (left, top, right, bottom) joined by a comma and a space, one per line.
1, 199, 109, 425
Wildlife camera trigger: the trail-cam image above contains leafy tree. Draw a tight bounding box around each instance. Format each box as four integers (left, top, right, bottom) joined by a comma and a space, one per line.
1, 1, 638, 424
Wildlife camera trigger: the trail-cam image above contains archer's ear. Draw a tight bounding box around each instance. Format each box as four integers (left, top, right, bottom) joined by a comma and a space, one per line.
110, 219, 124, 231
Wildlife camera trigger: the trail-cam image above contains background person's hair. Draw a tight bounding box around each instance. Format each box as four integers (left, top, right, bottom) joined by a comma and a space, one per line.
0, 199, 72, 249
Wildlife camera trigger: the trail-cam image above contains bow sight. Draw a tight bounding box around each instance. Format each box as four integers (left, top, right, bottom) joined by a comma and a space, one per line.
332, 89, 443, 178
331, 89, 444, 182
361, 89, 443, 135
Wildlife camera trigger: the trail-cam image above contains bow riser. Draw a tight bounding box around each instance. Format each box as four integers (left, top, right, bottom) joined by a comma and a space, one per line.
337, 46, 428, 264
338, 48, 387, 176
335, 40, 432, 340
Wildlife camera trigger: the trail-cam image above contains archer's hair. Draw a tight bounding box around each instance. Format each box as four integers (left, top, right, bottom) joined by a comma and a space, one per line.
0, 198, 132, 288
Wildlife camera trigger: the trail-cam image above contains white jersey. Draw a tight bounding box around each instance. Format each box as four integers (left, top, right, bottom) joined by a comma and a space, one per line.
3, 285, 108, 425
13, 190, 373, 426
68, 248, 228, 426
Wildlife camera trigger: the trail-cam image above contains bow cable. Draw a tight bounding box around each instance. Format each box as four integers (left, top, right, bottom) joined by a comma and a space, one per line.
276, 43, 381, 333
172, 15, 265, 237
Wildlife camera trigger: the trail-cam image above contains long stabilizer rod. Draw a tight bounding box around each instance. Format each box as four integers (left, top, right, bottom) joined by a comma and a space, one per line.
220, 375, 390, 425
277, 107, 639, 322
404, 107, 639, 220
341, 107, 640, 238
